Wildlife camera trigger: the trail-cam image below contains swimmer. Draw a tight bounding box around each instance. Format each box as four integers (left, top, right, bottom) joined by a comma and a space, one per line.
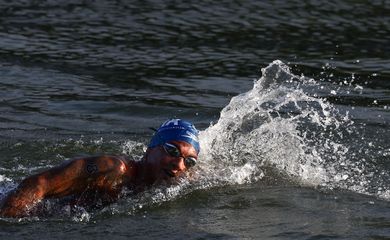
0, 119, 200, 218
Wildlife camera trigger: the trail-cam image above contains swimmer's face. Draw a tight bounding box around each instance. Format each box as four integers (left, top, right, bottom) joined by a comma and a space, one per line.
145, 141, 198, 182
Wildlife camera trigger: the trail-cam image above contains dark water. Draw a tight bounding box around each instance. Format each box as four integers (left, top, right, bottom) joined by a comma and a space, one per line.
0, 0, 389, 239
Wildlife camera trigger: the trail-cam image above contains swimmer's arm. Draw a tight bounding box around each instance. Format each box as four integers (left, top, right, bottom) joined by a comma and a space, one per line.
0, 156, 128, 217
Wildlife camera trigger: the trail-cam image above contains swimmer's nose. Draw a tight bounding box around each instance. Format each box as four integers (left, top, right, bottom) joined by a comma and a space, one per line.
170, 157, 186, 173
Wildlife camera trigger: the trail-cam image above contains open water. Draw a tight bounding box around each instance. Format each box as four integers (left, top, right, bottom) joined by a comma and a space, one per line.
0, 0, 389, 239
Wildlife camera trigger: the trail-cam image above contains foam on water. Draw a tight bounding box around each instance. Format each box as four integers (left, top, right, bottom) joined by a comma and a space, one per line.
195, 60, 388, 199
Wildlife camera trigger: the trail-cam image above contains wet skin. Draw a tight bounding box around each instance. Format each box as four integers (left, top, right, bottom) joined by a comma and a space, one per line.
0, 141, 198, 218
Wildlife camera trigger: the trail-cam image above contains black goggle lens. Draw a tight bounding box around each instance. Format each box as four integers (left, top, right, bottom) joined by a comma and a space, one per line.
184, 157, 197, 168
163, 143, 181, 157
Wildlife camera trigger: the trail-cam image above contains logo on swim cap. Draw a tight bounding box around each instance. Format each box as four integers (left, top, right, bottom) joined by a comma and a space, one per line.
161, 119, 181, 127
149, 119, 200, 154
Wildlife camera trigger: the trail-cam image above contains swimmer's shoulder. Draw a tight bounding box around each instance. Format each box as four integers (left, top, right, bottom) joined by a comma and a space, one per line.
67, 155, 136, 176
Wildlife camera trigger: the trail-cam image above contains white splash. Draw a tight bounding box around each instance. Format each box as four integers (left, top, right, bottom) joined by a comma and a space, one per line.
0, 175, 12, 182
194, 60, 388, 200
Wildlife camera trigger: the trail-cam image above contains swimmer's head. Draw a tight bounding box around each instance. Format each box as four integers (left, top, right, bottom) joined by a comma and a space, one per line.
149, 119, 200, 154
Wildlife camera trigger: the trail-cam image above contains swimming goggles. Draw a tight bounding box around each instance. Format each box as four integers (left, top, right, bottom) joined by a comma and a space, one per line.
162, 142, 197, 168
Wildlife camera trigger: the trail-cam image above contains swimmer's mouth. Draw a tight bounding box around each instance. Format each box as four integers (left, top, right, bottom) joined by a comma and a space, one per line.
163, 169, 175, 178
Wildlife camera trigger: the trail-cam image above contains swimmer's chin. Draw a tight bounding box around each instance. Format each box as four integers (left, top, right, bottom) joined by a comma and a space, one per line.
154, 170, 184, 185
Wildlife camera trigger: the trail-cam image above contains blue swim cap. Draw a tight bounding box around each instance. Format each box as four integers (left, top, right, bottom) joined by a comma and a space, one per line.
149, 119, 200, 154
